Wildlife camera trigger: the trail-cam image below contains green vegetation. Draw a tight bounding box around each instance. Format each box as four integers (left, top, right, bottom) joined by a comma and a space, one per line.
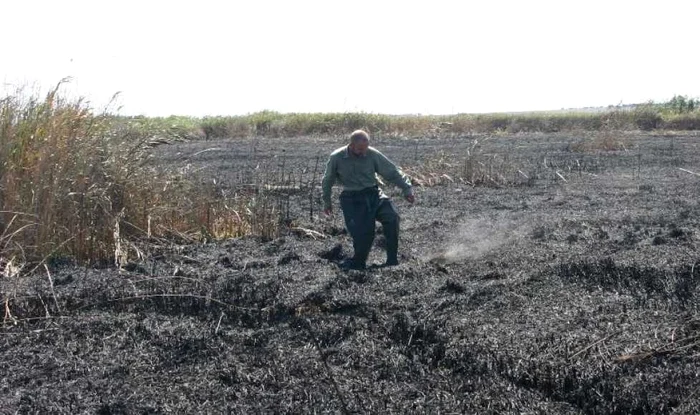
664, 95, 699, 114
113, 115, 205, 142
79, 95, 700, 143
173, 98, 700, 141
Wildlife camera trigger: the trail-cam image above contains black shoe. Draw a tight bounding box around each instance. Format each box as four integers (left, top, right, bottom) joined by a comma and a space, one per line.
383, 259, 399, 267
340, 259, 366, 270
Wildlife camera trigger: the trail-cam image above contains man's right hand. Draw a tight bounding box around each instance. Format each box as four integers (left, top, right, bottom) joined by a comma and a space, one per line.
323, 208, 333, 217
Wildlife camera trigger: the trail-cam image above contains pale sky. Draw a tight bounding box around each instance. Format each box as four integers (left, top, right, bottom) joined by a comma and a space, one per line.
1, 0, 698, 116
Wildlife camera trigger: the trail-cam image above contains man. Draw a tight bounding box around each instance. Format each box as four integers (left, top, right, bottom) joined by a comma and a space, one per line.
322, 129, 415, 269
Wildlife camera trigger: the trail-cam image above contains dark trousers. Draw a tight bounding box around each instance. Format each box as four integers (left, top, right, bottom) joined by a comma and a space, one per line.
340, 186, 399, 265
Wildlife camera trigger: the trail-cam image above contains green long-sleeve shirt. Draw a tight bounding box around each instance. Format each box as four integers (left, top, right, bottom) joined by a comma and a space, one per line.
321, 145, 412, 210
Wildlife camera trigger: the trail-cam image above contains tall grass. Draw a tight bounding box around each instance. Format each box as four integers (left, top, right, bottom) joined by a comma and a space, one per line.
0, 83, 276, 267
112, 115, 205, 144
197, 107, 700, 140
102, 96, 700, 143
1, 81, 115, 263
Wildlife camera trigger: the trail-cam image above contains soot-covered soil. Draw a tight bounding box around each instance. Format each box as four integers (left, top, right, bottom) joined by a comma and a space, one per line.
2, 132, 700, 414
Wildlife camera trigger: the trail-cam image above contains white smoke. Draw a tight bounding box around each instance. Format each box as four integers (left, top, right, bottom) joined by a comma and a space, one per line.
429, 214, 531, 264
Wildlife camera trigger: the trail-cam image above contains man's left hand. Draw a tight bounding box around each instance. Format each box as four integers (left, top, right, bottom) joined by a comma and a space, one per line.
405, 194, 415, 204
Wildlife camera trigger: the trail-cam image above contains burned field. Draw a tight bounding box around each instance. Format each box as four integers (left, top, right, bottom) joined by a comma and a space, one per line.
2, 132, 700, 413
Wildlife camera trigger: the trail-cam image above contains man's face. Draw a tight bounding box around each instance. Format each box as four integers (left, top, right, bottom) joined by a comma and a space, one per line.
349, 140, 369, 157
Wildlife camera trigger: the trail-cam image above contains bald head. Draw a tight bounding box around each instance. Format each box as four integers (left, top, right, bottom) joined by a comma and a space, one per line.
349, 130, 370, 157
350, 130, 370, 144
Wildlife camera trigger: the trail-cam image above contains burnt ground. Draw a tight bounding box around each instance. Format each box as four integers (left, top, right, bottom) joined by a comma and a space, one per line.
2, 132, 700, 414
